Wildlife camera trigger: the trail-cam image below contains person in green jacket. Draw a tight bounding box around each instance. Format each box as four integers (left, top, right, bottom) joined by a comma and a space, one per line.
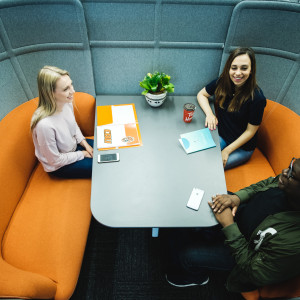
166, 157, 300, 293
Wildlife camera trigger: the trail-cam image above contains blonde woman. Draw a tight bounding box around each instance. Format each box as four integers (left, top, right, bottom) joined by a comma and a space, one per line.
31, 66, 93, 178
197, 47, 266, 170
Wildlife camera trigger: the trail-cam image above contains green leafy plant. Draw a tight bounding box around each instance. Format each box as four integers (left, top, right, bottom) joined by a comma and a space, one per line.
139, 72, 174, 95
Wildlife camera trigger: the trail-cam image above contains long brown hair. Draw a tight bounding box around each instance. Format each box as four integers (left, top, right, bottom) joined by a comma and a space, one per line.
30, 66, 69, 131
215, 47, 257, 112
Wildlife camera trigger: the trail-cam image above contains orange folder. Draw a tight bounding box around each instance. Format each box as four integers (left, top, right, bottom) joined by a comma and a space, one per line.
96, 103, 143, 150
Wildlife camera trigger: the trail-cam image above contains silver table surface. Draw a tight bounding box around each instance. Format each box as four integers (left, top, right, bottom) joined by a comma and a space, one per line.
91, 95, 227, 228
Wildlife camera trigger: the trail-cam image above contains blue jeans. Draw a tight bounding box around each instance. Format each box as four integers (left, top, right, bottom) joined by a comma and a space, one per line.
220, 136, 253, 170
167, 226, 236, 281
51, 139, 94, 179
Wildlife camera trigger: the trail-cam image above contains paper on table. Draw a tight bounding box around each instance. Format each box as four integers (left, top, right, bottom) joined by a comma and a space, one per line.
97, 123, 140, 149
96, 103, 142, 150
111, 105, 136, 125
179, 128, 216, 154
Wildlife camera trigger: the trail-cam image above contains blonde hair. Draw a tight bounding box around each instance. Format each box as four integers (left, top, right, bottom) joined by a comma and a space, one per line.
30, 66, 70, 131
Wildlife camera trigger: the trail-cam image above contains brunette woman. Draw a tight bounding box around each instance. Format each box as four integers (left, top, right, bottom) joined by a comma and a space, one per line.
197, 47, 266, 169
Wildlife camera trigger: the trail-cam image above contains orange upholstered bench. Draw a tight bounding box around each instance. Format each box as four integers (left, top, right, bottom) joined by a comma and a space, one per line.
0, 92, 95, 299
241, 275, 300, 300
225, 99, 300, 192
224, 100, 300, 299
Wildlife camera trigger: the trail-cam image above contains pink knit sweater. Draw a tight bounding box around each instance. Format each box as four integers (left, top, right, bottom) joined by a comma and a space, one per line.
32, 103, 85, 172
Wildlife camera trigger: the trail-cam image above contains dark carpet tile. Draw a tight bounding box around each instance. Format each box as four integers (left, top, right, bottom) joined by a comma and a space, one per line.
71, 218, 244, 300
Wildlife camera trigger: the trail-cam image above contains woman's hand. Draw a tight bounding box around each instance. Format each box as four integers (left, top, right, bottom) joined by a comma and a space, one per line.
221, 123, 260, 167
80, 139, 93, 158
211, 194, 240, 216
197, 88, 218, 130
82, 150, 93, 158
221, 148, 231, 167
205, 114, 218, 130
84, 143, 94, 157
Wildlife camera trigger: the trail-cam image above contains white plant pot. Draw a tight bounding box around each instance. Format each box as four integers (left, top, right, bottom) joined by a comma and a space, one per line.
145, 91, 167, 107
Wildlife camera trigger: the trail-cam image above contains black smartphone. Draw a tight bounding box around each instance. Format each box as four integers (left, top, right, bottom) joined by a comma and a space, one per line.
97, 153, 120, 163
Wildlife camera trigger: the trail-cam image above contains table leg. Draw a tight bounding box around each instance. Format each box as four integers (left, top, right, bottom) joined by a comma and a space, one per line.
152, 228, 159, 237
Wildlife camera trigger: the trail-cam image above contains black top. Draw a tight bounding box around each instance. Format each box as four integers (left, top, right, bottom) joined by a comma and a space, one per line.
205, 79, 266, 151
234, 187, 290, 240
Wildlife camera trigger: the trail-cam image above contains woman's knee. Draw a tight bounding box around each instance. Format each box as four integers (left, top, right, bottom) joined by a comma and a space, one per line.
219, 136, 227, 150
50, 157, 93, 178
225, 150, 253, 170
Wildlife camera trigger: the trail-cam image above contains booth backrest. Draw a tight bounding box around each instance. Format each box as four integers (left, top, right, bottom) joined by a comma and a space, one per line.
0, 99, 38, 242
73, 92, 96, 137
257, 100, 300, 175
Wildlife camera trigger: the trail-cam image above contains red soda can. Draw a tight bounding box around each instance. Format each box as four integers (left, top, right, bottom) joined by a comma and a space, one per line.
183, 103, 196, 123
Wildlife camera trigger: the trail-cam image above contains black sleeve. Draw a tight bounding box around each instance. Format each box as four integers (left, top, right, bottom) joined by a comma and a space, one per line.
205, 78, 218, 96
248, 88, 267, 126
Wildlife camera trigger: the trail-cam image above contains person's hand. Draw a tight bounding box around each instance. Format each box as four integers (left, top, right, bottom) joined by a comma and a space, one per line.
205, 114, 218, 130
80, 139, 93, 158
211, 194, 240, 216
208, 204, 234, 228
221, 148, 230, 167
82, 150, 93, 158
85, 143, 94, 157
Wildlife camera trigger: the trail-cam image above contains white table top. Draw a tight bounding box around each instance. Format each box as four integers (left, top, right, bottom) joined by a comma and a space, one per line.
91, 95, 227, 228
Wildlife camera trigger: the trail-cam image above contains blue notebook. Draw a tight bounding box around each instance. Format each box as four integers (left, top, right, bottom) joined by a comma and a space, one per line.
179, 128, 216, 154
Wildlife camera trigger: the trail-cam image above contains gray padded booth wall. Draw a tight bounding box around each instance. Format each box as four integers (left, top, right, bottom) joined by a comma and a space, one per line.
0, 0, 95, 120
0, 0, 299, 120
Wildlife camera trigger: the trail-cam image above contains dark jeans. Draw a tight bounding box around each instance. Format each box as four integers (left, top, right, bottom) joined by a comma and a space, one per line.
51, 139, 94, 179
167, 225, 236, 281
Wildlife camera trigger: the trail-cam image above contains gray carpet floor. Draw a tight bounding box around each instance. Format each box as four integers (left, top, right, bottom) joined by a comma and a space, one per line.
71, 217, 244, 300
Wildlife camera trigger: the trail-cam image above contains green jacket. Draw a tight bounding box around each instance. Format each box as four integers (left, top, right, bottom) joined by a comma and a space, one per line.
222, 175, 300, 292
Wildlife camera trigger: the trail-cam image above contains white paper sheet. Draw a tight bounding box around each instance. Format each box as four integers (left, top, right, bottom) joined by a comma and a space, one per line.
111, 105, 136, 125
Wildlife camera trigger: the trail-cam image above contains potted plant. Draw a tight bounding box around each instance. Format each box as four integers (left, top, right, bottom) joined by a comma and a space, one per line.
139, 72, 174, 107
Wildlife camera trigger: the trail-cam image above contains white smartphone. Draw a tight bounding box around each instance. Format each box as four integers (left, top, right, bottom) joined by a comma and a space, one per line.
98, 153, 120, 163
186, 188, 205, 210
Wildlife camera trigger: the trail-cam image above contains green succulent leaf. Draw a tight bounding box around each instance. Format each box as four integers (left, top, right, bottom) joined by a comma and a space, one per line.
139, 81, 150, 90
151, 85, 158, 93
139, 71, 174, 95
